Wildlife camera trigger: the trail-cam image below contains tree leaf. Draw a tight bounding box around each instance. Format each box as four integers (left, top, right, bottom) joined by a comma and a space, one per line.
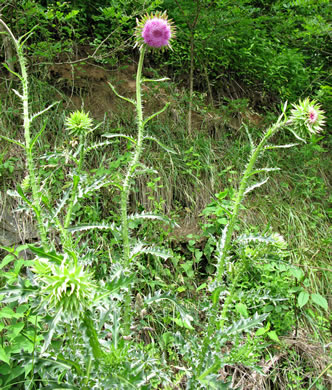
0, 306, 22, 319
311, 293, 328, 311
0, 346, 10, 365
235, 302, 249, 318
297, 291, 309, 308
7, 322, 25, 340
268, 330, 280, 343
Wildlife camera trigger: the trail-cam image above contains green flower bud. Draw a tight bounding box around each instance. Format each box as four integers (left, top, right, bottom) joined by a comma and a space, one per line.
65, 110, 93, 136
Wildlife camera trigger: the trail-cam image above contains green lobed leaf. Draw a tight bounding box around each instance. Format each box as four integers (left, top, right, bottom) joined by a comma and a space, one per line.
28, 245, 63, 264
219, 313, 268, 336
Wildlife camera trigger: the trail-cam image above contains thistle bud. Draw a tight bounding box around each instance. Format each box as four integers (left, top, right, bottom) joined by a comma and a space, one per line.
65, 110, 93, 136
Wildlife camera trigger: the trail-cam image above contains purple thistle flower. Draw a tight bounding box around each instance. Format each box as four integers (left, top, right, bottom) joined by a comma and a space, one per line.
290, 98, 326, 139
135, 11, 175, 50
142, 18, 171, 48
308, 107, 318, 124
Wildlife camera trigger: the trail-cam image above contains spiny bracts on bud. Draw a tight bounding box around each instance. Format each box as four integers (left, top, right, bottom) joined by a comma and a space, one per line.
290, 98, 325, 140
33, 259, 96, 318
65, 110, 93, 136
135, 11, 175, 50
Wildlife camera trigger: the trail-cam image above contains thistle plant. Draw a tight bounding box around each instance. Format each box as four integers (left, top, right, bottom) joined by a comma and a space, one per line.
63, 111, 93, 245
109, 11, 175, 267
0, 20, 109, 371
207, 99, 326, 333
0, 19, 95, 253
105, 12, 176, 335
0, 20, 57, 250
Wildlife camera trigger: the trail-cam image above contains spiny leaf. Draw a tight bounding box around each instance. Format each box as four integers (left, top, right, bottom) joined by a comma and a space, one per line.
102, 272, 135, 297
215, 224, 229, 262
219, 312, 268, 336
27, 245, 63, 264
129, 243, 172, 261
133, 163, 158, 176
102, 133, 136, 144
287, 127, 306, 143
264, 143, 298, 150
243, 123, 255, 152
0, 134, 25, 149
249, 167, 280, 177
144, 134, 176, 154
67, 222, 119, 233
85, 140, 117, 152
12, 88, 23, 99
145, 291, 194, 330
30, 119, 48, 151
76, 175, 109, 200
143, 102, 170, 126
2, 63, 22, 80
30, 101, 59, 123
141, 77, 170, 82
52, 186, 72, 219
108, 81, 136, 105
16, 185, 39, 215
236, 232, 286, 247
244, 177, 269, 196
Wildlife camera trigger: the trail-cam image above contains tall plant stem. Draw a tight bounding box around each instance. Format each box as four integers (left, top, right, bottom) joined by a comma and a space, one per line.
0, 20, 49, 249
63, 135, 86, 248
209, 114, 289, 335
121, 46, 146, 266
199, 115, 289, 372
215, 115, 287, 287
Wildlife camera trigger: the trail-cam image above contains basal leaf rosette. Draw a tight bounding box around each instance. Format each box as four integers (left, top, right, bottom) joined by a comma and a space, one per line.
289, 98, 326, 141
135, 11, 175, 50
33, 259, 97, 318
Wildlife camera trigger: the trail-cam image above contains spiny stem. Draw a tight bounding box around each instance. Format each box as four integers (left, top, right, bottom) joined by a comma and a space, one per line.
120, 46, 146, 335
215, 115, 287, 287
121, 46, 146, 266
63, 134, 86, 250
6, 22, 49, 250
202, 114, 290, 364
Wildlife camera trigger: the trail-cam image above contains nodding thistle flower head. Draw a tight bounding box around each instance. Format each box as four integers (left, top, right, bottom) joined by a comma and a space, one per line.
135, 11, 175, 50
65, 110, 93, 136
290, 98, 325, 140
